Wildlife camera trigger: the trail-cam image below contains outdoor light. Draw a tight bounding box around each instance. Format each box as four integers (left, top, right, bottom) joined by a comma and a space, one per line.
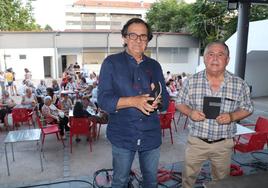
227, 0, 239, 10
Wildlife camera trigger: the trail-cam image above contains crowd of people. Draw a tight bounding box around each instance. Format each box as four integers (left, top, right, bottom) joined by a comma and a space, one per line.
0, 64, 108, 139
164, 71, 188, 99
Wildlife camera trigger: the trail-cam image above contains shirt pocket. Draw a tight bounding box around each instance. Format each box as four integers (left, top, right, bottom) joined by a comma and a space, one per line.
221, 94, 238, 113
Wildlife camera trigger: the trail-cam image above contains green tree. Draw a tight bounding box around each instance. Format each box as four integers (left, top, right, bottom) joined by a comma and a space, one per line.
146, 0, 268, 54
0, 0, 40, 31
146, 0, 191, 32
44, 24, 53, 31
188, 0, 227, 53
223, 4, 268, 41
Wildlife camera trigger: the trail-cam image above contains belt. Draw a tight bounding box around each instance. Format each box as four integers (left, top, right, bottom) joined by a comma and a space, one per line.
198, 137, 225, 144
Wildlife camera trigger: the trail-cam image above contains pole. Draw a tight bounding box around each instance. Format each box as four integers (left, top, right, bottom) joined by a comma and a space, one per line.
234, 1, 250, 79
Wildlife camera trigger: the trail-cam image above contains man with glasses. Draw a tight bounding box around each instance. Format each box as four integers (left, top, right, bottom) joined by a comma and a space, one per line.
98, 18, 169, 188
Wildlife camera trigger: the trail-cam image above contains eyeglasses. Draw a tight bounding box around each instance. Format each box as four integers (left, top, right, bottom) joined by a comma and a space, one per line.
127, 33, 148, 41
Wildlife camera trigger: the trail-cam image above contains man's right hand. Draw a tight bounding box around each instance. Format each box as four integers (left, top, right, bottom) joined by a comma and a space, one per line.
189, 110, 206, 122
131, 94, 156, 115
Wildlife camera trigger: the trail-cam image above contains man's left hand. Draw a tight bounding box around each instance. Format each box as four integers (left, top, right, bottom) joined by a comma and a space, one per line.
216, 113, 232, 124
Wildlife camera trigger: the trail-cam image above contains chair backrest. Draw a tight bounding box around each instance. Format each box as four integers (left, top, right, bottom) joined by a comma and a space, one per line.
70, 117, 91, 135
35, 116, 44, 130
12, 108, 31, 123
246, 133, 267, 151
255, 117, 268, 133
159, 112, 172, 129
167, 100, 176, 113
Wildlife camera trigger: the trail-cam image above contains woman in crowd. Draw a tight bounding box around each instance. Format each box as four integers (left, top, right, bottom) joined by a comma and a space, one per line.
24, 68, 32, 81
42, 96, 69, 139
166, 80, 178, 98
5, 68, 14, 96
65, 76, 77, 102
73, 100, 93, 142
0, 91, 16, 128
46, 87, 60, 108
52, 79, 60, 93
36, 80, 47, 97
21, 87, 38, 110
60, 92, 73, 116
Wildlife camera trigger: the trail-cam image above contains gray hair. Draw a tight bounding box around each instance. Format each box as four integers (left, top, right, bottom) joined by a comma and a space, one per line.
204, 41, 230, 57
44, 96, 52, 104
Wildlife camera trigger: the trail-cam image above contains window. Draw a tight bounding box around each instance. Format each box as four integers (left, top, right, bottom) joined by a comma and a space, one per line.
158, 48, 188, 64
19, 55, 26, 59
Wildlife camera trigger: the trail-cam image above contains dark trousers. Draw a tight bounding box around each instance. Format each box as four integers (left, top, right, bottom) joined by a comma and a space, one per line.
59, 116, 69, 136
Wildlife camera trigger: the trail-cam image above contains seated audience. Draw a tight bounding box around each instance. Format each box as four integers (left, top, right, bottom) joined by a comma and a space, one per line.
0, 91, 16, 127
60, 92, 73, 116
21, 87, 38, 110
36, 80, 47, 97
73, 100, 95, 142
52, 79, 60, 93
42, 96, 69, 138
166, 80, 178, 98
46, 87, 60, 108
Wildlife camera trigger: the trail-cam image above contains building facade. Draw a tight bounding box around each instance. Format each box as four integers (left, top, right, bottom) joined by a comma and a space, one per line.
65, 0, 153, 30
0, 31, 200, 80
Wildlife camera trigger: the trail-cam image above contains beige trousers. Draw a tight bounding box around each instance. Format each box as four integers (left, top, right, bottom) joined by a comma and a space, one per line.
182, 136, 234, 188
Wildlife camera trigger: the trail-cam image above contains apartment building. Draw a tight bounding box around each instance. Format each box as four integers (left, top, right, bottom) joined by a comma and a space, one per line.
65, 0, 153, 30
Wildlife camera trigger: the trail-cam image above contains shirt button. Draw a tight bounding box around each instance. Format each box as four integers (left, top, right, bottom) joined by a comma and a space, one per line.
139, 91, 142, 94
137, 78, 140, 81
140, 118, 142, 121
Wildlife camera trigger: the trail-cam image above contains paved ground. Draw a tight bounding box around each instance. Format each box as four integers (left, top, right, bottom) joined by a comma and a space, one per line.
0, 96, 267, 188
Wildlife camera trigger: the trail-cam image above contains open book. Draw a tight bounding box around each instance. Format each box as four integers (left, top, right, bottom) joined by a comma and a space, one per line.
148, 81, 162, 105
203, 96, 221, 119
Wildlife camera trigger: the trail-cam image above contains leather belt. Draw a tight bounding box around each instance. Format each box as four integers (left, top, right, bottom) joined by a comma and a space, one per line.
198, 137, 225, 144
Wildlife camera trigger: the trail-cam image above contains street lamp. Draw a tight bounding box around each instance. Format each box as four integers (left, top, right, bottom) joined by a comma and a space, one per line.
227, 0, 238, 10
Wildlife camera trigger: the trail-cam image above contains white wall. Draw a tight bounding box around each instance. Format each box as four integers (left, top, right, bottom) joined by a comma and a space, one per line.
196, 19, 268, 97
245, 51, 268, 97
0, 48, 55, 79
231, 20, 268, 97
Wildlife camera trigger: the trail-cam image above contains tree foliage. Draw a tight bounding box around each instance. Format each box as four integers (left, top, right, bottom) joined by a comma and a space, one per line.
0, 0, 41, 31
146, 0, 268, 54
146, 0, 191, 32
44, 24, 53, 31
188, 0, 227, 52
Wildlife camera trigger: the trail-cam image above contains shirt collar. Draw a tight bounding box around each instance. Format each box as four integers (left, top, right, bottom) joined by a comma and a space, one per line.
124, 50, 147, 64
203, 70, 232, 84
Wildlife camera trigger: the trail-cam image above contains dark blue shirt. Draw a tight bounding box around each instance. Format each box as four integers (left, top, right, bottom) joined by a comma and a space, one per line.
98, 51, 169, 151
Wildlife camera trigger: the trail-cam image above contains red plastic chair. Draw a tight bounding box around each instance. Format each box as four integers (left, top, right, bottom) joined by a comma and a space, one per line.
36, 116, 65, 151
236, 117, 268, 146
159, 112, 173, 144
11, 108, 34, 130
69, 117, 95, 153
234, 132, 267, 153
167, 100, 177, 132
